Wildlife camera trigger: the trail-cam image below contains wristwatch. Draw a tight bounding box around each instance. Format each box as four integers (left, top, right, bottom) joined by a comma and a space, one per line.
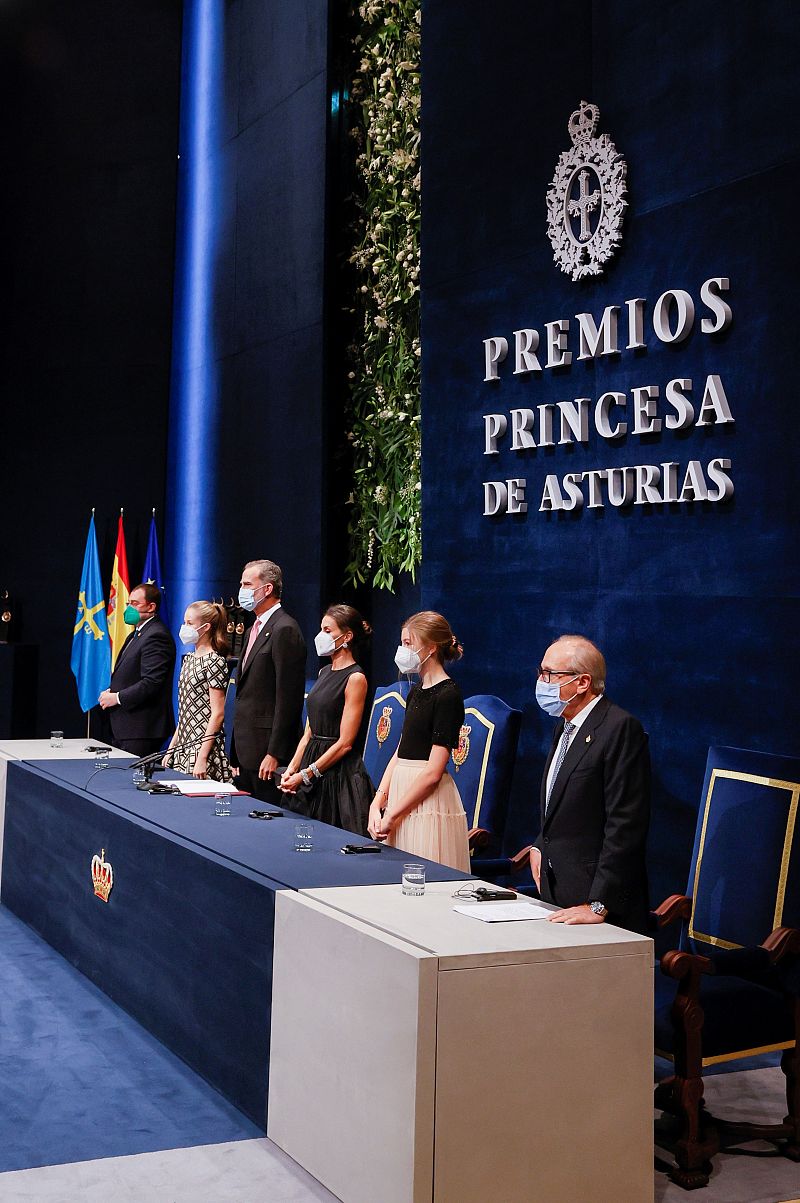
589, 900, 608, 917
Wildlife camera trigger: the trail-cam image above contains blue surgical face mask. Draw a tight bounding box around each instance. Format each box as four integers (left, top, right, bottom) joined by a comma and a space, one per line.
535, 676, 578, 717
238, 585, 264, 611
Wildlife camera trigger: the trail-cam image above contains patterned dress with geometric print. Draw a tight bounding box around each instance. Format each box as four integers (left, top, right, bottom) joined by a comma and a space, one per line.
170, 651, 233, 783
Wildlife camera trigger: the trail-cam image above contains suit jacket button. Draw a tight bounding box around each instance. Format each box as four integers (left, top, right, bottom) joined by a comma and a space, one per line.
544, 836, 550, 845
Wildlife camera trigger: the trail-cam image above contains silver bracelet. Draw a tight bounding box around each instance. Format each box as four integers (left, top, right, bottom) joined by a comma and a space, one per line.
300, 768, 312, 787
310, 762, 323, 778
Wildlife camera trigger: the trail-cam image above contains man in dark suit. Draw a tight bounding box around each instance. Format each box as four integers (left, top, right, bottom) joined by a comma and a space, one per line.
530, 635, 650, 933
232, 559, 307, 802
98, 582, 176, 756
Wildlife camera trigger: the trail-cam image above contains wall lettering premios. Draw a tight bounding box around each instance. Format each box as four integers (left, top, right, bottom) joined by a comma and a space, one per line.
481, 279, 735, 517
480, 102, 735, 519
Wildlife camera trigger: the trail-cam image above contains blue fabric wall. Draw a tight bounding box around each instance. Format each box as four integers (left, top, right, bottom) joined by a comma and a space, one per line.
166, 0, 330, 646
420, 0, 800, 900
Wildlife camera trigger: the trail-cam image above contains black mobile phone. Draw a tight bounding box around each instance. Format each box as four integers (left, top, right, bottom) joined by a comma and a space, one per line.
341, 843, 383, 854
473, 887, 518, 901
249, 809, 283, 820
85, 745, 111, 753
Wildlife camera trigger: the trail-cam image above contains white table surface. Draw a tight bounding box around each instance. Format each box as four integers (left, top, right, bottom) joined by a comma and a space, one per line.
0, 738, 131, 761
299, 880, 653, 969
0, 739, 131, 890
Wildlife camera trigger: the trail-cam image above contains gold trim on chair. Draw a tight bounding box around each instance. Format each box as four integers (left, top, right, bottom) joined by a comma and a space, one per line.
656, 1039, 795, 1068
689, 769, 800, 949
460, 707, 495, 829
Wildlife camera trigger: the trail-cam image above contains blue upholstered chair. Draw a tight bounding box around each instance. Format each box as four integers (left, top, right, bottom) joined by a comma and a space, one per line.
301, 677, 317, 731
449, 694, 521, 857
653, 745, 800, 1189
362, 681, 412, 786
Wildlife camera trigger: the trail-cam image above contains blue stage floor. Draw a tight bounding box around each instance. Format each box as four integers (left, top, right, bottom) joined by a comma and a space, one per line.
0, 905, 260, 1175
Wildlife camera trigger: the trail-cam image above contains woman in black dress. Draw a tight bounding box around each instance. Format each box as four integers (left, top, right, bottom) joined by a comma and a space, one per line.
279, 605, 373, 834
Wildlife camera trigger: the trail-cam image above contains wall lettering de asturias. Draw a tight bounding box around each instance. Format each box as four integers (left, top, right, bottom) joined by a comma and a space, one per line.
482, 277, 734, 517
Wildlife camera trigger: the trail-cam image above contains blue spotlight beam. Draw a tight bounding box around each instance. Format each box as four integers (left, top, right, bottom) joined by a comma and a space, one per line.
166, 0, 223, 635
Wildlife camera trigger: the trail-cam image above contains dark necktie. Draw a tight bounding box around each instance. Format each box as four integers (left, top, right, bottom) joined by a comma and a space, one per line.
546, 720, 575, 813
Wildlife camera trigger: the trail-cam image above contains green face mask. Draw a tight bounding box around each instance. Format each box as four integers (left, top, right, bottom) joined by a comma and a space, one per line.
123, 604, 142, 626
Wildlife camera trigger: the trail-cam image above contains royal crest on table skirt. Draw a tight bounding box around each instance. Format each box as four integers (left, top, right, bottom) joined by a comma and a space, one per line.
91, 848, 113, 902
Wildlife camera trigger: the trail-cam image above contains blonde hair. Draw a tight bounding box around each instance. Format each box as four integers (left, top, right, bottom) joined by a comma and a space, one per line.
403, 611, 463, 663
188, 601, 231, 656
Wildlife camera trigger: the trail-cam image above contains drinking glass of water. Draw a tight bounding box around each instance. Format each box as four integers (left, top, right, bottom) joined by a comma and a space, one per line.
294, 823, 313, 852
402, 863, 425, 896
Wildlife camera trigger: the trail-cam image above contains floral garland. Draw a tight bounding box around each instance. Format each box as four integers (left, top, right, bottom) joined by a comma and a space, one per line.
344, 1, 421, 591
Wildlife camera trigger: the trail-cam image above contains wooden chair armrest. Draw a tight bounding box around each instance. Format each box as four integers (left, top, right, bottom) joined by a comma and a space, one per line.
468, 827, 491, 850
651, 894, 692, 929
660, 948, 714, 983
507, 844, 533, 871
762, 926, 800, 963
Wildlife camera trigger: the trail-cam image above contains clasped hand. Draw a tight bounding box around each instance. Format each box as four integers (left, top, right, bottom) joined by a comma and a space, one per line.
367, 802, 393, 842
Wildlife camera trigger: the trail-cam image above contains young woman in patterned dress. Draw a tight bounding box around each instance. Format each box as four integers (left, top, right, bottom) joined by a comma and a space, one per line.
163, 601, 233, 782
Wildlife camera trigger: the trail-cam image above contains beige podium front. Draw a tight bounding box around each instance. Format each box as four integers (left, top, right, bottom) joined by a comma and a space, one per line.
269, 881, 653, 1203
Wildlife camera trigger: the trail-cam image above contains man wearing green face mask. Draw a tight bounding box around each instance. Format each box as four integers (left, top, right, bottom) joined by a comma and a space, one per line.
99, 583, 176, 755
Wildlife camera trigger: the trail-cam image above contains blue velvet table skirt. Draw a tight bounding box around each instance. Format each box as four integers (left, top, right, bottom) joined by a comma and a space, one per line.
1, 758, 467, 1125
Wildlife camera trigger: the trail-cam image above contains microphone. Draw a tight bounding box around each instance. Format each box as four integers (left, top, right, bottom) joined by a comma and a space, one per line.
127, 731, 223, 788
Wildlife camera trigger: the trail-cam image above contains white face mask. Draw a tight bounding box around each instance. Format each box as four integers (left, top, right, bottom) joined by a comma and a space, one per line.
180, 622, 206, 647
394, 644, 432, 675
314, 629, 346, 657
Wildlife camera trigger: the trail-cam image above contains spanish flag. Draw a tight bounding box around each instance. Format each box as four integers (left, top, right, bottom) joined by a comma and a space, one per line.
107, 510, 133, 668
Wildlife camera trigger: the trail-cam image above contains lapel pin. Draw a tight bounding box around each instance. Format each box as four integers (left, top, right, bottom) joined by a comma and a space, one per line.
585, 735, 592, 743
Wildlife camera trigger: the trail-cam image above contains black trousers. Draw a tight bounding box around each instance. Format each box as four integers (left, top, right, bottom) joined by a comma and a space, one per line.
112, 736, 165, 758
236, 765, 282, 804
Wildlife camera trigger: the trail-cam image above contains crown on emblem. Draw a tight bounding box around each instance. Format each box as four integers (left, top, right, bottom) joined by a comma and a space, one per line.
376, 705, 393, 746
91, 848, 113, 902
568, 100, 600, 146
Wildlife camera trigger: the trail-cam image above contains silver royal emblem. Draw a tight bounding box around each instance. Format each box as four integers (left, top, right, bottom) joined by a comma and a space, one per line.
546, 101, 628, 282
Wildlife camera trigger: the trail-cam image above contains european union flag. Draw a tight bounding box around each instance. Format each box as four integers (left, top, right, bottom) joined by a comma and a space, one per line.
143, 511, 168, 623
71, 513, 111, 712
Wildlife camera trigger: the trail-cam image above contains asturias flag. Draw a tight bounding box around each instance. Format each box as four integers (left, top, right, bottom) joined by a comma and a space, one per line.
143, 510, 168, 623
107, 511, 133, 669
71, 513, 111, 711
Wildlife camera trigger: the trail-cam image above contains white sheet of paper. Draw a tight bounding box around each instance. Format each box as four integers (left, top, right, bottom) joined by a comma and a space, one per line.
159, 779, 241, 795
453, 901, 552, 922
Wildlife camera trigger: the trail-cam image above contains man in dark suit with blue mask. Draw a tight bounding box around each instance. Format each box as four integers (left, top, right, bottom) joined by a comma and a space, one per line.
98, 582, 176, 756
530, 634, 650, 934
232, 559, 307, 802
